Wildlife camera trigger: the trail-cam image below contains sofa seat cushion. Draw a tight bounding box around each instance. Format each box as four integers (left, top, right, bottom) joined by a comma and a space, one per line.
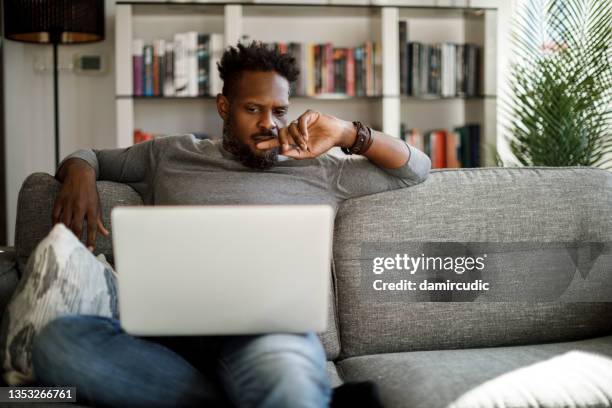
337, 335, 612, 408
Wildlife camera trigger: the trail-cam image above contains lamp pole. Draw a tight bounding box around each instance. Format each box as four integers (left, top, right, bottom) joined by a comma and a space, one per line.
51, 29, 60, 168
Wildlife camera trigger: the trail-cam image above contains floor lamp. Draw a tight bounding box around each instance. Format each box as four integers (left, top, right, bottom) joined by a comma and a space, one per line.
3, 0, 105, 168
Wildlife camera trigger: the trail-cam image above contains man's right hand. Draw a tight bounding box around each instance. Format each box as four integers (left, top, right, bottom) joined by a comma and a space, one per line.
53, 159, 110, 251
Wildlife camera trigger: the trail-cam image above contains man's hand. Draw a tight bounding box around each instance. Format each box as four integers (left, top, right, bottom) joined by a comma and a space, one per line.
53, 159, 109, 251
255, 109, 356, 159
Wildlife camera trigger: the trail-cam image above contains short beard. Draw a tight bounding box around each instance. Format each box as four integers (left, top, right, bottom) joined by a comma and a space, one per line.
222, 114, 279, 171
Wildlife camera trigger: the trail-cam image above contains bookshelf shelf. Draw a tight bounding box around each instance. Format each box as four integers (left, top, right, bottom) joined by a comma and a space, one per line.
118, 1, 495, 11
119, 94, 495, 100
129, 4, 226, 15
401, 95, 496, 100
116, 0, 500, 166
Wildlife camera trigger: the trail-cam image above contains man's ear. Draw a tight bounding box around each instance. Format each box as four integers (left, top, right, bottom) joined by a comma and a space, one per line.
216, 93, 230, 121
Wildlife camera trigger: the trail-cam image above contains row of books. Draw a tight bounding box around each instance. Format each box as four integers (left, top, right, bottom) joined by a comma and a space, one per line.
401, 124, 481, 168
132, 32, 224, 97
399, 21, 481, 97
265, 42, 382, 97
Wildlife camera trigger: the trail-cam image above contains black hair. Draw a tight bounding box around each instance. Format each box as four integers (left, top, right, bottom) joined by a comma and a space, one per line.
217, 41, 300, 98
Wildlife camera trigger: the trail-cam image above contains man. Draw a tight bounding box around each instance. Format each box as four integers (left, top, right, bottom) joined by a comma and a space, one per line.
32, 41, 431, 407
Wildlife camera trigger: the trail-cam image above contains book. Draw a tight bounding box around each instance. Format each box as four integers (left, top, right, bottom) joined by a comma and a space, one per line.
197, 34, 210, 96
429, 130, 447, 168
454, 124, 481, 167
354, 46, 364, 96
446, 131, 460, 168
173, 33, 189, 97
153, 39, 165, 96
365, 41, 373, 96
143, 45, 154, 97
186, 31, 199, 97
326, 43, 334, 93
209, 33, 225, 96
346, 47, 355, 96
399, 20, 408, 95
333, 48, 345, 94
307, 43, 315, 96
132, 39, 144, 96
163, 42, 175, 96
374, 42, 382, 95
467, 124, 480, 166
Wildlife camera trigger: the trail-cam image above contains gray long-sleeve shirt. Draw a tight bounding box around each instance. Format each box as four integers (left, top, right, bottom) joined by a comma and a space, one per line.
59, 135, 431, 209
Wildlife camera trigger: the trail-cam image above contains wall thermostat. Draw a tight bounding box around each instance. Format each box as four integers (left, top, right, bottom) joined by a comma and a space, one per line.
73, 53, 107, 75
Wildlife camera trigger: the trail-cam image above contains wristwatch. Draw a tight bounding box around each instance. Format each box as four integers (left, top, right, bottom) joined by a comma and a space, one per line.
341, 121, 373, 155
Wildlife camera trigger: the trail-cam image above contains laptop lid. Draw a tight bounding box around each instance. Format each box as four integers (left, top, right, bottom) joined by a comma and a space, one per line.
111, 205, 334, 336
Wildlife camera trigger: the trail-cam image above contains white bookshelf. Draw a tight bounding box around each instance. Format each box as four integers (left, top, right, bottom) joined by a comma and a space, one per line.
115, 0, 499, 165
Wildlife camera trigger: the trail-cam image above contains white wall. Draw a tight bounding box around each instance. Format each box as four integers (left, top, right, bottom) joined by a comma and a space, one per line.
3, 1, 116, 245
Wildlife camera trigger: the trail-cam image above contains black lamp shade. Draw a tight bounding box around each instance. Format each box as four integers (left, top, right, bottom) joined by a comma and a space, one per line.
3, 0, 105, 44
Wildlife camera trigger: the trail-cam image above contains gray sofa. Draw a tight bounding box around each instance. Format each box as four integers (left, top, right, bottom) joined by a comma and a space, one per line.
2, 166, 612, 407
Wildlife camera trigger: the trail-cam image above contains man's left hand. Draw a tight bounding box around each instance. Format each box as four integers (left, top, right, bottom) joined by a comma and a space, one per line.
255, 109, 356, 159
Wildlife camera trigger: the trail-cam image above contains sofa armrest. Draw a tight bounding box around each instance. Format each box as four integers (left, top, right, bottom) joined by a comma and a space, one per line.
0, 248, 18, 318
14, 173, 144, 269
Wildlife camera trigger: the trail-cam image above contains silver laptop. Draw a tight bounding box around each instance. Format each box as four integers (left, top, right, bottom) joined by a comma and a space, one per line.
111, 205, 334, 336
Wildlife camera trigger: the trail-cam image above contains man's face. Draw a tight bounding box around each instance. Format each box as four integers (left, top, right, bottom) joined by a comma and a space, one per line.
220, 71, 290, 170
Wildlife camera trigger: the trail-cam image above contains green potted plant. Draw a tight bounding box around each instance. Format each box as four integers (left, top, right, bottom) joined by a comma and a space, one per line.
505, 0, 611, 168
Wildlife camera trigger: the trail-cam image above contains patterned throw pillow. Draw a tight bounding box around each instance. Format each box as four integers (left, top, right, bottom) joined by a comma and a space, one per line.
0, 223, 118, 385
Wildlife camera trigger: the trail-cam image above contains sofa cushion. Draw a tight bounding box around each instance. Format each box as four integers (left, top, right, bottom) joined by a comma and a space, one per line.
13, 173, 341, 360
337, 335, 612, 408
334, 167, 612, 357
326, 361, 342, 387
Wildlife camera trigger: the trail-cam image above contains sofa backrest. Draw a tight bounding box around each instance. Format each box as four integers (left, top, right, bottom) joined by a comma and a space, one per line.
13, 173, 341, 360
333, 167, 612, 358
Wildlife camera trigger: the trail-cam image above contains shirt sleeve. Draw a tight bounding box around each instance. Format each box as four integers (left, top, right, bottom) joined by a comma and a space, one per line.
325, 142, 431, 200
55, 138, 162, 198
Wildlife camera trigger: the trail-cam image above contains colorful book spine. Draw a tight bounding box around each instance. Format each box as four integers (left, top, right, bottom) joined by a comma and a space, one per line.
404, 124, 480, 168
446, 131, 460, 168
354, 46, 364, 96
430, 130, 447, 168
325, 43, 334, 93
143, 45, 154, 97
307, 43, 315, 96
365, 41, 373, 96
399, 20, 408, 95
374, 42, 382, 95
346, 47, 355, 97
314, 45, 322, 94
132, 39, 144, 96
153, 39, 165, 96
411, 42, 421, 96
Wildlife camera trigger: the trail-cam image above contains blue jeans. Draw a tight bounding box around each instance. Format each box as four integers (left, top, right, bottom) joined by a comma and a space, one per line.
31, 315, 331, 408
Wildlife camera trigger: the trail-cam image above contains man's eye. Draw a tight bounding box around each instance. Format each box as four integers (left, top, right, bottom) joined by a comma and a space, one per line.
247, 107, 258, 113
275, 110, 287, 116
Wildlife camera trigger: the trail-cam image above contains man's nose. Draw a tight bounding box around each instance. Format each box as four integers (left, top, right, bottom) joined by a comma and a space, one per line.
258, 110, 276, 131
